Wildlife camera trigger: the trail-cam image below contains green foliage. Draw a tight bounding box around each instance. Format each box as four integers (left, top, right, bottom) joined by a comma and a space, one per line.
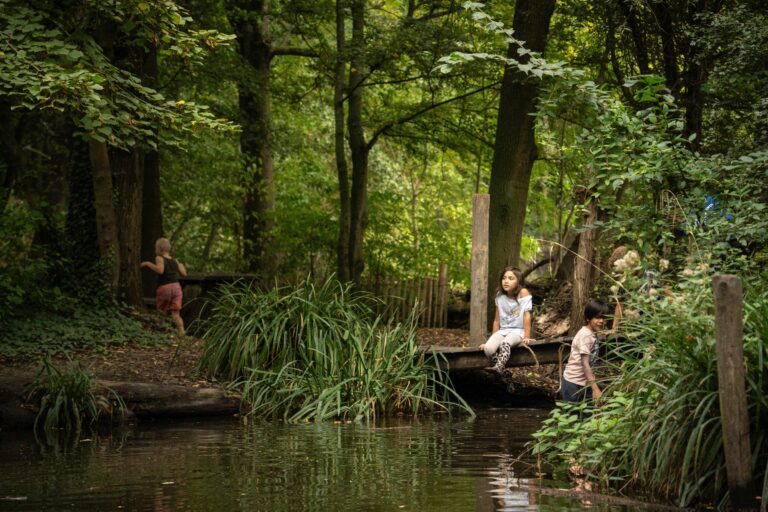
694, 4, 768, 153
365, 146, 476, 284
532, 393, 634, 472
0, 201, 49, 318
25, 357, 125, 432
0, 0, 237, 149
1, 305, 168, 360
160, 130, 244, 271
532, 279, 768, 507
443, 3, 768, 279
199, 277, 473, 422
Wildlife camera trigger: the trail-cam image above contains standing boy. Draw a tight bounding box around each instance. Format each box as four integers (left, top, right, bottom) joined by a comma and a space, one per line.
561, 299, 610, 403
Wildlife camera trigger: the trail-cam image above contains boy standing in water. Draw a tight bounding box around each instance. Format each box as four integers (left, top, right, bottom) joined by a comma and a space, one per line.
141, 238, 187, 336
561, 299, 610, 403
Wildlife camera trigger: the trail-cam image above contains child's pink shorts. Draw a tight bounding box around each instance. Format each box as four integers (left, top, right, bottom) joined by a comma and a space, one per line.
156, 283, 183, 312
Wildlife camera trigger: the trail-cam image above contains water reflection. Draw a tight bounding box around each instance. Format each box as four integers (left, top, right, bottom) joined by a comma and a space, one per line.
0, 408, 635, 512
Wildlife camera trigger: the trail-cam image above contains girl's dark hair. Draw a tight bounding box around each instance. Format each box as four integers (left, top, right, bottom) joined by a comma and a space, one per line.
496, 266, 523, 299
584, 299, 610, 321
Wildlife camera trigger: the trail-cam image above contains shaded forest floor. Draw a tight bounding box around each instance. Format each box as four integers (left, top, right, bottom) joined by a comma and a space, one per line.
2, 280, 572, 397
1, 327, 563, 398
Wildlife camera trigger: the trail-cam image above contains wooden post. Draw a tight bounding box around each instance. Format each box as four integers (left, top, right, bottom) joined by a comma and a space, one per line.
438, 263, 448, 328
383, 278, 392, 322
394, 279, 402, 323
712, 275, 756, 511
419, 278, 428, 327
470, 194, 489, 345
404, 278, 412, 322
426, 278, 435, 327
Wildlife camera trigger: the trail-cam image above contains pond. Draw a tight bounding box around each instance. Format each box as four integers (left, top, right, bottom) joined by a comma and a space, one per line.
0, 407, 655, 511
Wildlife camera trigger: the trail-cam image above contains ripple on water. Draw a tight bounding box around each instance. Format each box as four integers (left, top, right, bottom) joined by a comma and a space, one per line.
0, 408, 636, 512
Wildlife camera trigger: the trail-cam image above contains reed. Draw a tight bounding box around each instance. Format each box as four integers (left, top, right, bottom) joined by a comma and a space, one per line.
25, 358, 125, 432
199, 277, 472, 422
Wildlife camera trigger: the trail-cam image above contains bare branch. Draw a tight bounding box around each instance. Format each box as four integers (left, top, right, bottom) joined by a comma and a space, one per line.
367, 81, 501, 149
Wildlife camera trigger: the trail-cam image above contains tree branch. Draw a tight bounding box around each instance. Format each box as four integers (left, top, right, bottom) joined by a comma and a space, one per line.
270, 47, 317, 58
366, 81, 501, 149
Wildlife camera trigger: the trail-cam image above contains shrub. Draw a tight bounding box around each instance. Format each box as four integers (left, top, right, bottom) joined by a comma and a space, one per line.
0, 202, 49, 318
532, 274, 768, 507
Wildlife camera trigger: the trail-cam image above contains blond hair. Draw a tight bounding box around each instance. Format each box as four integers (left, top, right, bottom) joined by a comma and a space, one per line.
155, 237, 171, 255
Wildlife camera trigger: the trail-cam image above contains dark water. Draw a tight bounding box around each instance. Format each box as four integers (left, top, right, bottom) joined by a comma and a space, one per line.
0, 407, 648, 511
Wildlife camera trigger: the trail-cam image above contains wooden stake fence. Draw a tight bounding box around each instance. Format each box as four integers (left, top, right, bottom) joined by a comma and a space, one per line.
365, 265, 449, 328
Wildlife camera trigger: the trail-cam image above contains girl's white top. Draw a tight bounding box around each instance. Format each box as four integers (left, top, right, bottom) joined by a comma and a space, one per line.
495, 293, 532, 336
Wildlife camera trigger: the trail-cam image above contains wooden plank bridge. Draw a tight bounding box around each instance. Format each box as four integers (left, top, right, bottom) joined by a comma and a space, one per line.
421, 338, 572, 371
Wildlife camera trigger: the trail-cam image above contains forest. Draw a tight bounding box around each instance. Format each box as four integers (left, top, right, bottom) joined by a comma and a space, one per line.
2, 0, 767, 305
1, 0, 767, 508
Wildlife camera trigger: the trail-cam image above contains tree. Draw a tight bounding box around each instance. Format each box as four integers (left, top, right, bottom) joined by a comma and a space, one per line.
334, 1, 497, 284
0, 0, 235, 304
228, 0, 318, 275
486, 0, 556, 325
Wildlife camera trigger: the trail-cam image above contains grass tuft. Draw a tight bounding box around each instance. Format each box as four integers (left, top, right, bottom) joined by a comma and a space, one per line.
25, 357, 125, 433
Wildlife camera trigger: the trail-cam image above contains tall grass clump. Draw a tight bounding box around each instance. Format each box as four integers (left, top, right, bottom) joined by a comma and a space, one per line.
532, 270, 768, 507
199, 277, 472, 422
25, 358, 125, 432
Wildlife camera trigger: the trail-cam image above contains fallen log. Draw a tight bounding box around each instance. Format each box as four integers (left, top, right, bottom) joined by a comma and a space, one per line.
0, 368, 240, 429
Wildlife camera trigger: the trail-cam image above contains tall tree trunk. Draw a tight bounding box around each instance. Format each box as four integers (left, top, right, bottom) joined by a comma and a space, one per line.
678, 0, 718, 150
618, 0, 651, 75
201, 220, 218, 270
66, 137, 100, 271
232, 0, 275, 275
569, 198, 598, 335
651, 1, 681, 98
334, 0, 352, 283
141, 149, 162, 297
140, 48, 163, 298
486, 0, 556, 327
113, 148, 144, 306
347, 0, 369, 285
88, 140, 120, 293
0, 99, 24, 211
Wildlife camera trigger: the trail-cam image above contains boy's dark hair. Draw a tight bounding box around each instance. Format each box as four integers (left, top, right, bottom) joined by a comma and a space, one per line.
584, 299, 610, 321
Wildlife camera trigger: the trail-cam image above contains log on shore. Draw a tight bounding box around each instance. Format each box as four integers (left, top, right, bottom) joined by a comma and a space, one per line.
0, 368, 240, 429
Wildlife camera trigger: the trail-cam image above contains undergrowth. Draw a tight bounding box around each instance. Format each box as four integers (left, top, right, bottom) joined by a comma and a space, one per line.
531, 269, 768, 508
1, 304, 171, 360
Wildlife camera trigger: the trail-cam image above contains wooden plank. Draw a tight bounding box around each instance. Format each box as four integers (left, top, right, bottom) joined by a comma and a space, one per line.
431, 277, 438, 327
423, 339, 571, 371
470, 194, 490, 345
425, 277, 434, 327
438, 263, 448, 328
418, 278, 426, 326
394, 279, 402, 323
383, 278, 392, 322
712, 275, 756, 510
